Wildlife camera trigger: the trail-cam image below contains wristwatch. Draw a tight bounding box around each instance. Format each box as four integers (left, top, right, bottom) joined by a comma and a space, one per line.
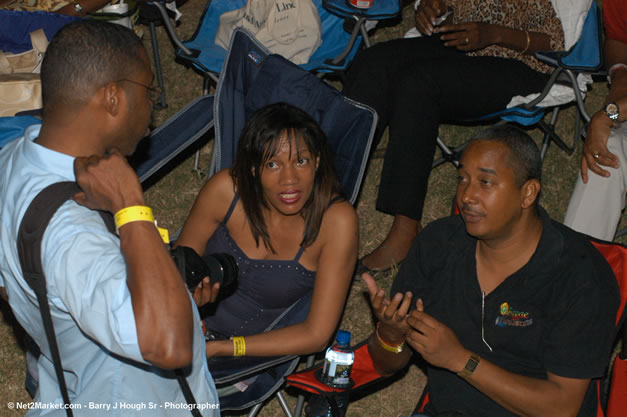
604, 102, 621, 128
457, 353, 480, 379
73, 1, 84, 15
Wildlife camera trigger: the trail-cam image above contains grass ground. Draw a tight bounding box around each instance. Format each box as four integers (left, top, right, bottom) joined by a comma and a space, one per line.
0, 2, 616, 416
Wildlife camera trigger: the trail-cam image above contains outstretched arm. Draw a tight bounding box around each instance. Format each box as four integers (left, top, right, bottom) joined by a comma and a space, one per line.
406, 304, 590, 417
205, 201, 358, 358
74, 150, 194, 369
581, 38, 627, 181
437, 23, 552, 54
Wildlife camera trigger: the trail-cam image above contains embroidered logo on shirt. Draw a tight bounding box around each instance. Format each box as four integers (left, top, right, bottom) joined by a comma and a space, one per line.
495, 302, 533, 327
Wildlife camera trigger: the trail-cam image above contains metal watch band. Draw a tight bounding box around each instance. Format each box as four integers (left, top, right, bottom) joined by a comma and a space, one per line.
605, 102, 620, 127
457, 353, 480, 379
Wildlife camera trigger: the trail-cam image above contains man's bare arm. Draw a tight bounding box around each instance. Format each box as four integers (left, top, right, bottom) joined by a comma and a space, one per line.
74, 151, 194, 370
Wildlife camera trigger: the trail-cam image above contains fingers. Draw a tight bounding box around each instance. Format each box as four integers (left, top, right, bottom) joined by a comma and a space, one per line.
584, 151, 615, 179
580, 157, 589, 183
73, 150, 143, 213
383, 291, 413, 321
361, 272, 379, 299
416, 0, 442, 36
192, 277, 220, 306
408, 309, 437, 333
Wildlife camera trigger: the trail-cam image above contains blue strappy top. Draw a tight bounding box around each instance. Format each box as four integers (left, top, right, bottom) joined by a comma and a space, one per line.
202, 194, 316, 336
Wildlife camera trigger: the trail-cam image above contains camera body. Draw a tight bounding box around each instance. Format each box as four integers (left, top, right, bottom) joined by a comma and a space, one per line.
170, 246, 238, 291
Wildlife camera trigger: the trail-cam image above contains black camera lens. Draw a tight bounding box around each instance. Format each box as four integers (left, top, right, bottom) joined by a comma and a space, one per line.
202, 252, 238, 289
171, 246, 238, 291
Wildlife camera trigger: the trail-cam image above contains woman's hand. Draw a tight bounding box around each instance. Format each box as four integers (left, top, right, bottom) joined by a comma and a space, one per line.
415, 0, 449, 36
581, 111, 618, 182
192, 277, 220, 307
205, 339, 233, 358
438, 22, 496, 51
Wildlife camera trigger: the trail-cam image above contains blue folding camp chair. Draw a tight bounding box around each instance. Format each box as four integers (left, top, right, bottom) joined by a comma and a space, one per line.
198, 28, 376, 416
150, 0, 400, 89
433, 1, 603, 168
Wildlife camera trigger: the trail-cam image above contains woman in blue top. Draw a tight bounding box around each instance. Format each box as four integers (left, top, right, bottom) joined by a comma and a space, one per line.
177, 102, 358, 359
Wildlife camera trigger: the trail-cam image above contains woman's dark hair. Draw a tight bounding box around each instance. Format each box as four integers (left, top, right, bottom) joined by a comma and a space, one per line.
231, 102, 345, 252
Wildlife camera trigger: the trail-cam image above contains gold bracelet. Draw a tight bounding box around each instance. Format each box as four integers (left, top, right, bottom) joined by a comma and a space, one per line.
232, 336, 246, 357
375, 323, 404, 354
520, 30, 531, 54
114, 206, 154, 230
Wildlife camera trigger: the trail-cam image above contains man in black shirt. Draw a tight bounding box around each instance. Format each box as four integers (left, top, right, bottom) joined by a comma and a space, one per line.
362, 125, 619, 417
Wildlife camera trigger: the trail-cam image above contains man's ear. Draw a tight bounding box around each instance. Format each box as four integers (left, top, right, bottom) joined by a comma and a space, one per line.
521, 179, 541, 209
103, 81, 121, 116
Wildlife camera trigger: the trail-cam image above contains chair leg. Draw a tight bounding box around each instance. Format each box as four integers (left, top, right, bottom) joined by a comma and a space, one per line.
247, 402, 263, 417
294, 354, 316, 417
276, 391, 295, 417
432, 136, 463, 168
149, 21, 167, 110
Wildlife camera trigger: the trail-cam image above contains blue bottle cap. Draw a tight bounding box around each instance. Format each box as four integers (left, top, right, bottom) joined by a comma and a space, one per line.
336, 330, 351, 345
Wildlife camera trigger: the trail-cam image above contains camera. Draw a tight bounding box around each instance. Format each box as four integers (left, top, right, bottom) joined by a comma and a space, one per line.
171, 246, 238, 291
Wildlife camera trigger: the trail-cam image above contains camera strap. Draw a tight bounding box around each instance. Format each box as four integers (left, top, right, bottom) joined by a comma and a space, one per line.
17, 181, 202, 417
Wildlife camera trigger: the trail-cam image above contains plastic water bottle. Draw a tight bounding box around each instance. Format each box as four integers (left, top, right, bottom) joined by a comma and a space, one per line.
322, 330, 354, 387
306, 330, 354, 417
306, 330, 355, 417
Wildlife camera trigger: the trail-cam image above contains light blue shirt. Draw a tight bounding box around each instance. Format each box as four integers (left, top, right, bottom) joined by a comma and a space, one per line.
0, 125, 219, 416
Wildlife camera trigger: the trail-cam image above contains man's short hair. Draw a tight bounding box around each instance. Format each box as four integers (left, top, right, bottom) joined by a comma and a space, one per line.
41, 20, 145, 111
470, 124, 542, 187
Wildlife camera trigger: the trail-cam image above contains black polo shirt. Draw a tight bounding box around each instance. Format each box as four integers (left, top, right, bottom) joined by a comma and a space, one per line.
391, 207, 619, 417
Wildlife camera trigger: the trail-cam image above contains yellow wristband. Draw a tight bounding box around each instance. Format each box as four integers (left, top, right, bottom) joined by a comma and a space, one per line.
376, 323, 404, 354
232, 336, 246, 357
114, 206, 154, 230
114, 206, 170, 244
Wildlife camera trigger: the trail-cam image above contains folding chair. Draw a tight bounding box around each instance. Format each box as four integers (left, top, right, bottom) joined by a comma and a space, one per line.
321, 0, 401, 50
209, 27, 377, 204
149, 0, 396, 89
187, 27, 377, 417
433, 1, 603, 168
411, 238, 627, 417
131, 94, 215, 185
286, 339, 386, 417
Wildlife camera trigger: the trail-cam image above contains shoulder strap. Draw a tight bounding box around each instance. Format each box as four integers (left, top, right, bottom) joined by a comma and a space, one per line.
17, 181, 107, 417
17, 181, 202, 417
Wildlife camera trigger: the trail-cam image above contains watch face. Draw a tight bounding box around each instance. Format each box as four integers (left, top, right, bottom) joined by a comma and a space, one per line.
606, 103, 619, 120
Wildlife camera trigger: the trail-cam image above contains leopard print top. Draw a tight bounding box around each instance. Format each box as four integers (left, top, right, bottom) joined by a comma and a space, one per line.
451, 0, 565, 73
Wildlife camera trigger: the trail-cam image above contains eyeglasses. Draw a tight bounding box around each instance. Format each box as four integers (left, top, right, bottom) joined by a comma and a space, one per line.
117, 79, 163, 102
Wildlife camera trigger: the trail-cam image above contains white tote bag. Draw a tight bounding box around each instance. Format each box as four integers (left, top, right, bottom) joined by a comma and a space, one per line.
215, 0, 322, 65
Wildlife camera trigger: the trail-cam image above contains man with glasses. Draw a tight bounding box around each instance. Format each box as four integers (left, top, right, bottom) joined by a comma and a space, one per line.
0, 20, 219, 415
361, 125, 619, 417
